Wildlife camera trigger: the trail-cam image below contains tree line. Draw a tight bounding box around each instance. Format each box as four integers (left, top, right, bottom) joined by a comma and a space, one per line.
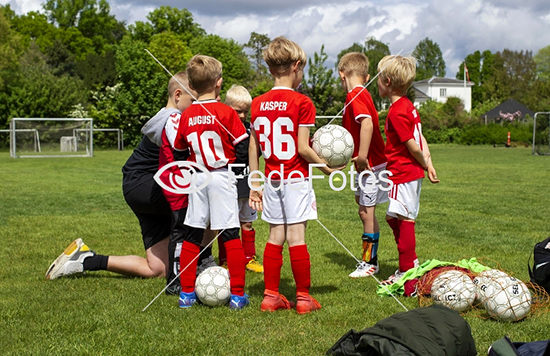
1, 1, 549, 146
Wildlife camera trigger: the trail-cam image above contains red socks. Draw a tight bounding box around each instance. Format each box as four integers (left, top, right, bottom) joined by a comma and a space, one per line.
224, 239, 246, 296
241, 229, 256, 262
289, 244, 311, 294
180, 241, 200, 293
263, 243, 283, 292
397, 220, 417, 271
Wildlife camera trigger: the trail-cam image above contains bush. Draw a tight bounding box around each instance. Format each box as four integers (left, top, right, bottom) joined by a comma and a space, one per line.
457, 123, 532, 145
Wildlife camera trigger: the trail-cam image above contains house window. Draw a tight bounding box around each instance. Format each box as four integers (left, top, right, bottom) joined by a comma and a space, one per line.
440, 88, 447, 97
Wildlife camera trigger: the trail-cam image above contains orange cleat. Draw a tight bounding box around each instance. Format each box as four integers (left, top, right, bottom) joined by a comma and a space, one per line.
296, 292, 321, 314
260, 289, 294, 312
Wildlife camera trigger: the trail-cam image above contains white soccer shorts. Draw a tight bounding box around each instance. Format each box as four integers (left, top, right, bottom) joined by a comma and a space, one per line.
354, 164, 390, 207
261, 179, 317, 224
386, 178, 423, 220
185, 170, 240, 230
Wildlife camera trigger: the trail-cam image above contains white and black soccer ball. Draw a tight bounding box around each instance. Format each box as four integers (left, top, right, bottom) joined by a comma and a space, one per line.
431, 270, 477, 312
482, 276, 531, 322
311, 125, 354, 168
195, 266, 230, 307
473, 269, 510, 304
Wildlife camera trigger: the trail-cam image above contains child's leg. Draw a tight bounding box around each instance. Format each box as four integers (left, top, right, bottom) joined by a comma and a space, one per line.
287, 222, 321, 314
241, 222, 256, 261
167, 208, 186, 293
221, 228, 246, 297
358, 204, 380, 265
263, 224, 286, 293
396, 218, 417, 272
179, 227, 203, 293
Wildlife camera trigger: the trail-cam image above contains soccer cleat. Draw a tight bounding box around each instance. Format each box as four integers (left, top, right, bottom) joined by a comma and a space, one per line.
349, 261, 379, 278
381, 269, 406, 285
260, 289, 294, 312
45, 238, 95, 280
196, 255, 218, 276
178, 291, 197, 308
296, 292, 321, 314
245, 256, 264, 273
165, 284, 181, 296
229, 293, 250, 310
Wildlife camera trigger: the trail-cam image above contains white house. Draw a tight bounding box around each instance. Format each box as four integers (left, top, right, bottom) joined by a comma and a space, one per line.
413, 77, 473, 112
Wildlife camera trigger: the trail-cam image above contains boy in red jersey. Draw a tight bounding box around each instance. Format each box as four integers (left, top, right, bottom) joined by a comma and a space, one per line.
173, 55, 250, 309
376, 55, 439, 285
249, 36, 334, 314
338, 52, 388, 279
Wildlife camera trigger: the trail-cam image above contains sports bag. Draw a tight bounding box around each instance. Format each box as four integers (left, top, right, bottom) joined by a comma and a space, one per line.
528, 237, 550, 293
488, 336, 550, 356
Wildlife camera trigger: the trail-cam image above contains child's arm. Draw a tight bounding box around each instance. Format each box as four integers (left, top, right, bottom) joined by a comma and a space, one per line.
353, 117, 373, 172
297, 126, 334, 175
248, 129, 263, 211
404, 137, 440, 184
420, 134, 439, 183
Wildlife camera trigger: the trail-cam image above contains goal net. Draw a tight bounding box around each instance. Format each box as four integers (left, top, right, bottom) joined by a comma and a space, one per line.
532, 112, 550, 155
10, 118, 93, 158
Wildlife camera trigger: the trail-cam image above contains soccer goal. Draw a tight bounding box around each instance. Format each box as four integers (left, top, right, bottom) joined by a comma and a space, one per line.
532, 112, 550, 155
10, 118, 93, 158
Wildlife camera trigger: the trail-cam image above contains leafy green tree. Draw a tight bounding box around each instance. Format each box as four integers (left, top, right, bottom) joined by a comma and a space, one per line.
0, 43, 87, 125
534, 45, 550, 82
243, 32, 272, 97
129, 6, 205, 44
413, 37, 446, 80
301, 45, 341, 118
114, 36, 169, 146
0, 6, 23, 90
245, 32, 270, 75
189, 34, 252, 95
148, 31, 193, 74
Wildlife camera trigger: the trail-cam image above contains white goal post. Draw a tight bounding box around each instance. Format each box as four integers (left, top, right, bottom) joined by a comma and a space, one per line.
10, 118, 93, 158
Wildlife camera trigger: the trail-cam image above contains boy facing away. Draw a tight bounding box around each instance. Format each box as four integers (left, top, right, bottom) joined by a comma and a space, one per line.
338, 52, 388, 279
173, 55, 250, 309
248, 36, 335, 314
217, 85, 264, 273
376, 55, 439, 285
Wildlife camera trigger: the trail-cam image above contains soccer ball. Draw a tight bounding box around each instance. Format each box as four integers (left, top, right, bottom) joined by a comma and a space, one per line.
473, 269, 510, 304
482, 276, 532, 322
311, 125, 354, 168
431, 270, 477, 312
195, 266, 231, 307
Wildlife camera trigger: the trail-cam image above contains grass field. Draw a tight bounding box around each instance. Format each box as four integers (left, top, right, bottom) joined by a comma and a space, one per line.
1, 145, 550, 355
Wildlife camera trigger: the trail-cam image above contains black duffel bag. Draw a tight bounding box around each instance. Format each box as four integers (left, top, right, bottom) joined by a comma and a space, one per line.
528, 237, 550, 293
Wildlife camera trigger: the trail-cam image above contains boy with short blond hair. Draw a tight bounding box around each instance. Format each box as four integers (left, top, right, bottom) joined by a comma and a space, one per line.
338, 52, 388, 279
217, 85, 263, 273
249, 36, 334, 314
376, 55, 439, 285
173, 55, 250, 309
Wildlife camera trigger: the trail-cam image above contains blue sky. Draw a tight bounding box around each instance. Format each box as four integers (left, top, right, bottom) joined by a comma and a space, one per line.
2, 0, 550, 77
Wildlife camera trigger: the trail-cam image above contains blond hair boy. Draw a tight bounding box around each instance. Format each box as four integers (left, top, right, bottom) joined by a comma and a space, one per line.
173, 55, 250, 309
249, 36, 334, 314
377, 55, 439, 285
338, 52, 388, 279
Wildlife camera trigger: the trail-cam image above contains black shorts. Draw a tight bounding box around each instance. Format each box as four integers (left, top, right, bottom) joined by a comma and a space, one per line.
123, 177, 171, 250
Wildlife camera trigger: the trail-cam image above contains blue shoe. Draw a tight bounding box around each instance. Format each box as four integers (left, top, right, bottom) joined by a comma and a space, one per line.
229, 293, 250, 310
178, 291, 197, 308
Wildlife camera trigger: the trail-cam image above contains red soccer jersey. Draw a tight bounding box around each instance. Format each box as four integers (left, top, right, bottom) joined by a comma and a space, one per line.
250, 87, 315, 179
174, 100, 248, 171
342, 86, 387, 168
384, 96, 425, 184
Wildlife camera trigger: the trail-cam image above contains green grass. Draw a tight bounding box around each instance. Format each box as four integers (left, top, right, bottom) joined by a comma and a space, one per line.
1, 145, 549, 355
